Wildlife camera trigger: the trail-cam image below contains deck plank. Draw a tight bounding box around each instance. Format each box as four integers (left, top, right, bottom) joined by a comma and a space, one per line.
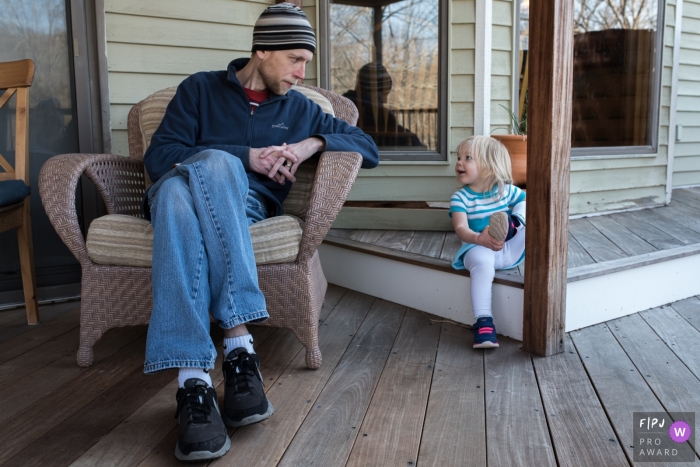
640, 305, 700, 383
2, 366, 177, 467
345, 309, 441, 467
0, 326, 80, 392
349, 230, 386, 244
0, 301, 75, 346
671, 188, 700, 211
0, 326, 146, 425
568, 218, 628, 262
533, 335, 629, 467
374, 230, 415, 251
607, 313, 700, 416
327, 228, 356, 239
255, 285, 347, 389
0, 333, 150, 464
276, 300, 406, 467
418, 323, 487, 467
205, 291, 379, 467
587, 215, 657, 255
439, 233, 462, 262
669, 296, 700, 333
405, 231, 446, 258
571, 324, 685, 466
486, 338, 557, 467
567, 233, 596, 268
652, 202, 700, 235
0, 302, 79, 365
610, 212, 686, 251
0, 308, 23, 325
625, 208, 700, 246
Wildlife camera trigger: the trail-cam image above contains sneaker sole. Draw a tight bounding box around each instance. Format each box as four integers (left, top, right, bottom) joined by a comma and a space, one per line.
488, 212, 509, 241
473, 341, 499, 349
175, 435, 231, 462
223, 401, 274, 428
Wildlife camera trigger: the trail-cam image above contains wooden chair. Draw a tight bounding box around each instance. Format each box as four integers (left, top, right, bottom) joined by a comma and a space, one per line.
39, 84, 362, 368
0, 59, 39, 324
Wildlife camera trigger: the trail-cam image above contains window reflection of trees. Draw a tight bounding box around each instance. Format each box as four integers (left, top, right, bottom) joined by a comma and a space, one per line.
519, 0, 659, 148
574, 0, 657, 33
329, 0, 440, 151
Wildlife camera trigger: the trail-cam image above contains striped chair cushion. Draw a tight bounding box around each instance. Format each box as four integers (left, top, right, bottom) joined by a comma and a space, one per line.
138, 86, 178, 159
86, 214, 303, 267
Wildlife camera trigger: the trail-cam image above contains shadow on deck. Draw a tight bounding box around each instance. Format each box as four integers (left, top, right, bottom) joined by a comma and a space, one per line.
1, 288, 699, 466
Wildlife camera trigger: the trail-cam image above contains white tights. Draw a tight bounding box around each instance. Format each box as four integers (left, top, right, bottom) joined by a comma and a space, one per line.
462, 226, 526, 320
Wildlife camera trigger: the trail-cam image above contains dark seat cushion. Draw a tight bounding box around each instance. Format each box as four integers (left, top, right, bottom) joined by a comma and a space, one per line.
0, 180, 31, 208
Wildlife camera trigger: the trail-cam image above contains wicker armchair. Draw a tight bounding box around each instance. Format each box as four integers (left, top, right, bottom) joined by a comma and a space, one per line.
39, 84, 362, 369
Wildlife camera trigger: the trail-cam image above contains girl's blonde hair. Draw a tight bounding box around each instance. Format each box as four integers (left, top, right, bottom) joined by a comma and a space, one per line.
456, 135, 513, 198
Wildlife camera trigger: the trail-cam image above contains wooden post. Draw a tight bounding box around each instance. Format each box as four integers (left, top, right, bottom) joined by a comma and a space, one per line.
522, 0, 574, 356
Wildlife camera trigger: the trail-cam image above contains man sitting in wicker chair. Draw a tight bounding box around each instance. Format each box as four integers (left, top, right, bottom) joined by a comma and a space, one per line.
141, 3, 379, 462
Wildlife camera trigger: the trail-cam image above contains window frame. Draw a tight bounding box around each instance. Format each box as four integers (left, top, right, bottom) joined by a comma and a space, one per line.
319, 0, 448, 162
515, 0, 666, 159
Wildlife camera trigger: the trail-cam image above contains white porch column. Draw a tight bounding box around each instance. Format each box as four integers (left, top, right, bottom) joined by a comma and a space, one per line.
474, 0, 493, 135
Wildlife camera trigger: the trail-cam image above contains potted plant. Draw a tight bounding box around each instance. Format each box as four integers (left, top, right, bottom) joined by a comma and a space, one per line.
492, 98, 527, 187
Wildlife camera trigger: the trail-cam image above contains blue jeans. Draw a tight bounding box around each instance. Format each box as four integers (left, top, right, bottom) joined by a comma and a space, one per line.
144, 149, 269, 373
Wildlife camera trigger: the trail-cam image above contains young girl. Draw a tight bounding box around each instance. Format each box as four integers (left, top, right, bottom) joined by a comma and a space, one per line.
450, 135, 526, 349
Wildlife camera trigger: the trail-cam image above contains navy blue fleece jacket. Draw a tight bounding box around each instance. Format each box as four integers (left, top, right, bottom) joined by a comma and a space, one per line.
143, 58, 379, 217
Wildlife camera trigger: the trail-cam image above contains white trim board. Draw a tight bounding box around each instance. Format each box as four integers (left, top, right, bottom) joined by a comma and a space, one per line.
319, 242, 700, 342
565, 251, 700, 332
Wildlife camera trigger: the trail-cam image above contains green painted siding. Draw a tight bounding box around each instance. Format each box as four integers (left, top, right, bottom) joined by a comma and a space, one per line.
490, 0, 515, 135
673, 0, 700, 187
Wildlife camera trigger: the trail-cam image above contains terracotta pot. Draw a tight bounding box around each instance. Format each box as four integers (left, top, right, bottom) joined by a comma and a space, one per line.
492, 134, 527, 188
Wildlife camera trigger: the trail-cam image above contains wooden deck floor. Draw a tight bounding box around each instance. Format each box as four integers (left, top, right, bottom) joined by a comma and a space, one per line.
2, 286, 700, 466
327, 187, 700, 276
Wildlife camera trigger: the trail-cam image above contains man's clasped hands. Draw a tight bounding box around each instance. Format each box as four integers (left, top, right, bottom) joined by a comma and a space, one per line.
249, 137, 325, 185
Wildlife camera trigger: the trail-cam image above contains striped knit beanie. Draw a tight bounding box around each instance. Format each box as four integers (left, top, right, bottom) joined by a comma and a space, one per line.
252, 3, 316, 54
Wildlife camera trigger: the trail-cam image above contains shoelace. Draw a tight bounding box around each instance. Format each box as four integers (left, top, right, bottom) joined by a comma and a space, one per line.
175, 385, 212, 425
223, 353, 260, 395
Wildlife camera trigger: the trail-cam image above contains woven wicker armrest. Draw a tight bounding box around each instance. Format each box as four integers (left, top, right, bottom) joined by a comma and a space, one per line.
39, 153, 146, 266
297, 151, 363, 262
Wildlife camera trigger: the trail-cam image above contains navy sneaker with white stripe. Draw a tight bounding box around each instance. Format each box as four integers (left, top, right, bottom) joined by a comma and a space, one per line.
473, 316, 499, 348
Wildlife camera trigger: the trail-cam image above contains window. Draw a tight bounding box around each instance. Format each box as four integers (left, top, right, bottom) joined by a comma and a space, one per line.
323, 0, 446, 161
518, 0, 663, 155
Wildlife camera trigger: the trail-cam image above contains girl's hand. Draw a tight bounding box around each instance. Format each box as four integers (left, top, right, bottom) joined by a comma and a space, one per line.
476, 228, 504, 251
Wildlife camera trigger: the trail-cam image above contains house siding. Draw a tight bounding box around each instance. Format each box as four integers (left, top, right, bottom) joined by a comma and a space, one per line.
673, 0, 700, 187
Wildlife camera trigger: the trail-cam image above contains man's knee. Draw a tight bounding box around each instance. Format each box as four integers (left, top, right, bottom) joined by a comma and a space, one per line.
190, 149, 246, 179
152, 176, 192, 218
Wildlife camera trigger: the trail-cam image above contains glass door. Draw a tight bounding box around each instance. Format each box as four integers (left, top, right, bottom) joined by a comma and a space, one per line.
0, 0, 84, 305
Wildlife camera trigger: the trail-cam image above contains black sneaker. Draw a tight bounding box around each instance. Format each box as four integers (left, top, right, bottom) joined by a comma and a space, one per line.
222, 347, 274, 427
174, 378, 230, 462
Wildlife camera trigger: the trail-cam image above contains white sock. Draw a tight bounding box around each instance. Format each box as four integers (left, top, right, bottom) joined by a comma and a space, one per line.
223, 334, 255, 356
178, 368, 212, 388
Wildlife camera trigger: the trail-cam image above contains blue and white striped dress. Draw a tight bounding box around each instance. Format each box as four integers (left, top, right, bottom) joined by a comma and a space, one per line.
449, 184, 526, 270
